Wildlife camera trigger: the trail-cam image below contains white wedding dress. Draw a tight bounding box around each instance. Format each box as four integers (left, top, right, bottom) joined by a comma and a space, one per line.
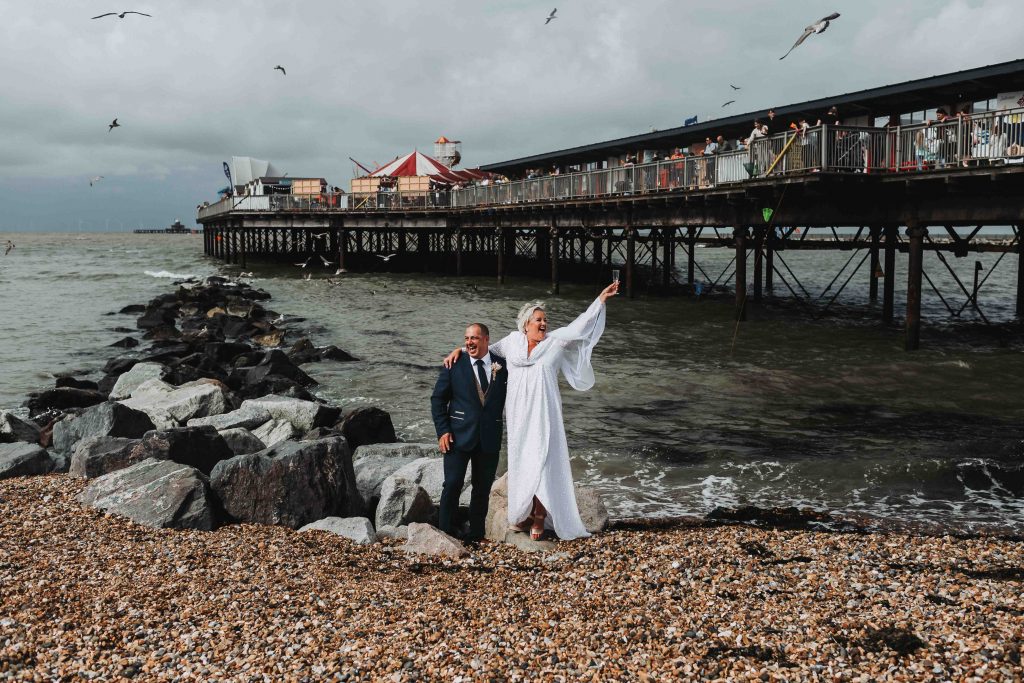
488, 297, 607, 540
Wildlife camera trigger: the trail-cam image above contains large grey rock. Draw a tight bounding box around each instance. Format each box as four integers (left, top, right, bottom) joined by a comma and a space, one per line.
0, 442, 54, 479
375, 476, 434, 529
337, 406, 397, 449
352, 443, 438, 511
484, 473, 511, 542
69, 436, 140, 478
485, 474, 610, 543
388, 456, 468, 505
240, 396, 339, 432
0, 411, 41, 444
108, 362, 167, 400
187, 404, 272, 431
401, 523, 467, 558
299, 516, 376, 545
251, 418, 298, 448
52, 402, 156, 454
210, 436, 362, 529
575, 484, 610, 534
77, 458, 218, 530
376, 524, 409, 540
128, 426, 234, 476
218, 428, 265, 455
119, 378, 229, 429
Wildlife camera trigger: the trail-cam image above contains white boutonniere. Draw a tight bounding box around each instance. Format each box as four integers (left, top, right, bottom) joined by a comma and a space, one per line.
491, 362, 502, 380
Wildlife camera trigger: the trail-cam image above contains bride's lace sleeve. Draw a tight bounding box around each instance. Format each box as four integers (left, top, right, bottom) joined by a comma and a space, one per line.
488, 330, 516, 358
547, 297, 606, 390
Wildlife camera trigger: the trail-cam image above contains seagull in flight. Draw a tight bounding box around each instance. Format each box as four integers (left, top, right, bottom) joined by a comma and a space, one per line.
545, 8, 557, 24
274, 65, 286, 75
4, 240, 13, 256
722, 100, 736, 107
294, 256, 316, 268
92, 11, 152, 19
108, 118, 120, 132
334, 268, 347, 275
318, 255, 334, 267
375, 253, 398, 262
89, 176, 104, 186
311, 232, 329, 239
730, 84, 741, 90
779, 12, 840, 60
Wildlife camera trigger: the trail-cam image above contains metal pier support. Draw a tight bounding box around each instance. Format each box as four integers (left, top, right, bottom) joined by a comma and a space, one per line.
1017, 226, 1024, 318
625, 226, 636, 299
883, 225, 897, 323
905, 224, 927, 350
686, 226, 696, 287
734, 226, 748, 321
753, 227, 764, 303
869, 225, 881, 302
550, 225, 560, 294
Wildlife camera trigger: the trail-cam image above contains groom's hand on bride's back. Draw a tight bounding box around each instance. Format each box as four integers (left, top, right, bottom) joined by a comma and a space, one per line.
438, 432, 454, 453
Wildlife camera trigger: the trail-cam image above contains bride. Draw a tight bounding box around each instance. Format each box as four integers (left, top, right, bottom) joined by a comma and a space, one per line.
444, 281, 618, 540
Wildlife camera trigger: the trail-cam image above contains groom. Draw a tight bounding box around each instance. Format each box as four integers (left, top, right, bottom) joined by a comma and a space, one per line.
430, 323, 507, 542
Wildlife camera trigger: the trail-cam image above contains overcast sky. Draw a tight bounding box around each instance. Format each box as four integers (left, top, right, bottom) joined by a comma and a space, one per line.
1, 0, 1020, 231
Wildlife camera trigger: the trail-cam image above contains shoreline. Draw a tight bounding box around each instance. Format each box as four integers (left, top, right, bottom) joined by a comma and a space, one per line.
1, 273, 1021, 541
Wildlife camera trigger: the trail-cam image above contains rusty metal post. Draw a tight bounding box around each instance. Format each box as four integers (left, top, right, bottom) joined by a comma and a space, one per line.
456, 228, 463, 276
550, 224, 560, 294
883, 225, 897, 323
734, 226, 748, 321
752, 226, 764, 303
905, 224, 927, 351
869, 225, 881, 302
765, 228, 775, 292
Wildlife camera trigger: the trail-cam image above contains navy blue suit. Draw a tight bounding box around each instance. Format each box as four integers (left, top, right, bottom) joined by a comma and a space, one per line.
430, 353, 507, 539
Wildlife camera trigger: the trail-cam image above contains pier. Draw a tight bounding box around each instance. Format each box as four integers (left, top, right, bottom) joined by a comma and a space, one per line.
198, 61, 1024, 350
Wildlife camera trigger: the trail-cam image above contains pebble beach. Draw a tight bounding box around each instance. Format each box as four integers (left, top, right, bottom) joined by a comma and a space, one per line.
2, 475, 1022, 682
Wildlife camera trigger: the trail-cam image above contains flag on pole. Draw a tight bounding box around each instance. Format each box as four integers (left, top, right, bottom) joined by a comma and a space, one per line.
223, 162, 232, 182
684, 115, 698, 126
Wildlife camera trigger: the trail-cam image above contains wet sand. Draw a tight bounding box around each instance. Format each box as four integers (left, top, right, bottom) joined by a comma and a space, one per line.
2, 476, 1022, 681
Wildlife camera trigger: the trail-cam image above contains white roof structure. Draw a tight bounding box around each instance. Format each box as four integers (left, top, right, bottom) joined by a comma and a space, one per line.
230, 156, 282, 187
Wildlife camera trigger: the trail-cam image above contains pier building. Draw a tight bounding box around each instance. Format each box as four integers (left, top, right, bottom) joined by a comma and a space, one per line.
198, 60, 1024, 350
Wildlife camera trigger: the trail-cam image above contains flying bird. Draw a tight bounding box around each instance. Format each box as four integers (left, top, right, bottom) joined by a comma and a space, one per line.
545, 8, 557, 24
294, 256, 316, 268
334, 268, 347, 275
375, 253, 398, 262
779, 12, 840, 60
4, 240, 13, 256
318, 255, 334, 267
108, 118, 120, 132
311, 232, 329, 239
274, 65, 286, 75
89, 176, 104, 186
730, 84, 741, 90
722, 100, 736, 107
91, 11, 152, 19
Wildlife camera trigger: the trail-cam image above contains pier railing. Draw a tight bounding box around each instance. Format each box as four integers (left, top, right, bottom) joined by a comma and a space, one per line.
197, 108, 1024, 219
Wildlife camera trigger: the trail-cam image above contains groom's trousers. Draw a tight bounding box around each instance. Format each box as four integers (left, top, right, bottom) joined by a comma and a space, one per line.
439, 445, 499, 540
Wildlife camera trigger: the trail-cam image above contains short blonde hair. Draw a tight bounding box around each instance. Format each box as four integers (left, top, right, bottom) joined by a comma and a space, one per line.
516, 301, 545, 333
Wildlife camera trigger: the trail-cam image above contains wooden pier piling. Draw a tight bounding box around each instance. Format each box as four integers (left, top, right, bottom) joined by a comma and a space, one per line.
734, 227, 748, 321
883, 225, 897, 323
905, 224, 927, 350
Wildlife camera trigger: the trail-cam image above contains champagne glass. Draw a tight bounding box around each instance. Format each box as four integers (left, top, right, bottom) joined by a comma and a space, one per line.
612, 269, 620, 284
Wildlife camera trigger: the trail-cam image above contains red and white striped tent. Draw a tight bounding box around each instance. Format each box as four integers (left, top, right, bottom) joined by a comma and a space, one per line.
370, 150, 492, 184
